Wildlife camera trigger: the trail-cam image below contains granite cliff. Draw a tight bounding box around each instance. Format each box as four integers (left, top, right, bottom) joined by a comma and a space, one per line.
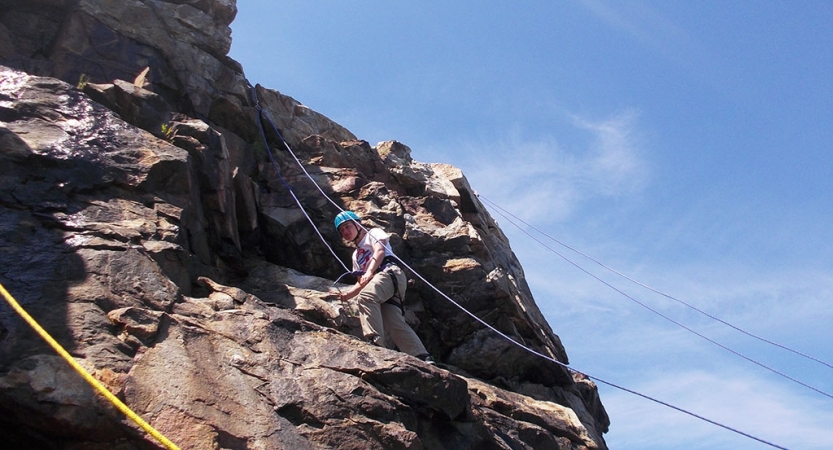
0, 1, 609, 449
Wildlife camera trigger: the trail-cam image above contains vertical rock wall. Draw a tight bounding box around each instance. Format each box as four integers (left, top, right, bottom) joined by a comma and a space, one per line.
0, 1, 609, 448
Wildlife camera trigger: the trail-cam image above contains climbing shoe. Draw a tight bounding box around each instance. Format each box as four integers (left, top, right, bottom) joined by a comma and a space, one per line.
416, 354, 436, 365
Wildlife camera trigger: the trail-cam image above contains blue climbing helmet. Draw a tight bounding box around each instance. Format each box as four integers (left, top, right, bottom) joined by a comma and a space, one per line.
334, 210, 360, 230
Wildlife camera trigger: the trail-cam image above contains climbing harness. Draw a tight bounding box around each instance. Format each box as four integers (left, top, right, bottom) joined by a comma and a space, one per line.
380, 256, 406, 315
0, 283, 181, 450
331, 242, 405, 314
246, 84, 791, 450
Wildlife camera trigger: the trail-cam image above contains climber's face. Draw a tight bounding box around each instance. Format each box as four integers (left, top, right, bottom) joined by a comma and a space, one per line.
338, 221, 359, 242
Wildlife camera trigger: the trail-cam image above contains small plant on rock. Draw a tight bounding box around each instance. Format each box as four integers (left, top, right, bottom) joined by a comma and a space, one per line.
161, 123, 175, 142
76, 73, 90, 90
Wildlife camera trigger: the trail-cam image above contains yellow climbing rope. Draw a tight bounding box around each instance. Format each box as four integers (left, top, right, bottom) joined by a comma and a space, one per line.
0, 282, 181, 450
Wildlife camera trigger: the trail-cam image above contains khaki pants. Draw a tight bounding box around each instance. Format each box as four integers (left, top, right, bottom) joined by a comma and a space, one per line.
355, 266, 428, 357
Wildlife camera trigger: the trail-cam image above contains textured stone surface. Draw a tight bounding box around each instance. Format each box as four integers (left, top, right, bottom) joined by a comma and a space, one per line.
0, 1, 609, 448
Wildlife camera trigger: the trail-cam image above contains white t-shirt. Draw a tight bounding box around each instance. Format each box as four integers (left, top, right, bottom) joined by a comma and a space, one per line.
352, 228, 394, 272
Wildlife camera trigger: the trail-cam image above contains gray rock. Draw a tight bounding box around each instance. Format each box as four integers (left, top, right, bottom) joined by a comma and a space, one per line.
0, 1, 609, 448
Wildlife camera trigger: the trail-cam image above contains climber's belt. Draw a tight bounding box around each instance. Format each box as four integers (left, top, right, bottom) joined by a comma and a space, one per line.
379, 255, 399, 272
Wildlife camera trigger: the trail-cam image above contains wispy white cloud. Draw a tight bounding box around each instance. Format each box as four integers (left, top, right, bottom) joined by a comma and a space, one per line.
569, 110, 649, 196
522, 242, 833, 449
460, 109, 649, 223
601, 369, 833, 450
573, 0, 709, 71
575, 0, 655, 46
526, 242, 833, 360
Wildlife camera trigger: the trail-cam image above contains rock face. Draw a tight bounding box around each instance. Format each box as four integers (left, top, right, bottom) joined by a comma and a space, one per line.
0, 1, 609, 449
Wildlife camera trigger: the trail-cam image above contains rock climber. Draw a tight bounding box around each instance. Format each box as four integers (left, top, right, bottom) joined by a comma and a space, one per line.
332, 210, 435, 365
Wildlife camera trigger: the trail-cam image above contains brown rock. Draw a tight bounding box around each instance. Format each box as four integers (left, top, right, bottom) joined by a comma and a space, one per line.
0, 1, 609, 448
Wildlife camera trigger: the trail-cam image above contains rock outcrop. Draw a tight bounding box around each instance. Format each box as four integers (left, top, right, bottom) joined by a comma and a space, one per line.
0, 1, 609, 449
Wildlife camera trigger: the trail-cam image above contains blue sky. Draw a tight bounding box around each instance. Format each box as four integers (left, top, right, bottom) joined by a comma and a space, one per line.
228, 2, 833, 449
